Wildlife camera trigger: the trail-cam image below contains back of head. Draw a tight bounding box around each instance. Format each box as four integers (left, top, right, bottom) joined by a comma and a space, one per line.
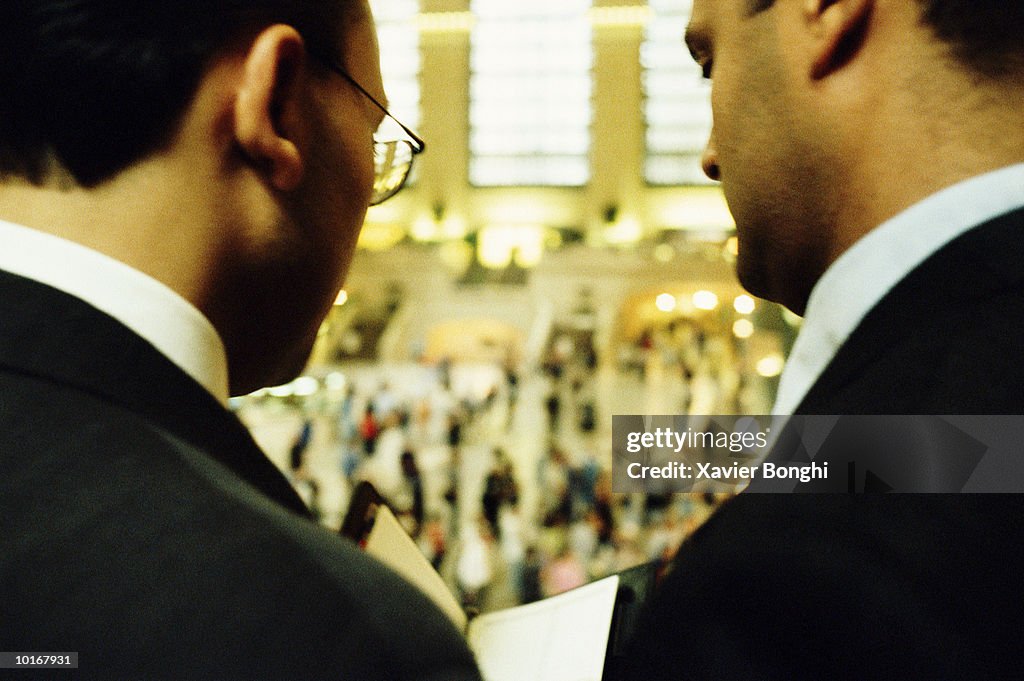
0, 0, 351, 188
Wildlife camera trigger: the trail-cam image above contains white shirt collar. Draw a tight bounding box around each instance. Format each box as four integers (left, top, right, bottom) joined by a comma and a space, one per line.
0, 218, 230, 405
773, 162, 1024, 415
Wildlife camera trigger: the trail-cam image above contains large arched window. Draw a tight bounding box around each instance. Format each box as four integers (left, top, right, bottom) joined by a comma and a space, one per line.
643, 0, 714, 186
469, 0, 593, 187
371, 0, 421, 139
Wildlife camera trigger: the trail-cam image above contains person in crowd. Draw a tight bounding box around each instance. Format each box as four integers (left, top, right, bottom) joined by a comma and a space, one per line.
455, 516, 496, 610
538, 443, 572, 527
446, 409, 464, 448
419, 516, 450, 573
338, 435, 364, 483
496, 499, 529, 604
544, 389, 562, 432
503, 358, 520, 407
354, 410, 406, 508
567, 451, 600, 517
480, 448, 519, 536
0, 1, 480, 678
358, 403, 380, 454
566, 512, 599, 568
399, 449, 425, 537
336, 383, 358, 441
624, 1, 1024, 679
288, 417, 314, 474
519, 546, 544, 605
539, 540, 587, 598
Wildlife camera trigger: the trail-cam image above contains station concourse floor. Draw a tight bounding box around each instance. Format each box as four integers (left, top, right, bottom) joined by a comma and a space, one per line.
236, 361, 687, 532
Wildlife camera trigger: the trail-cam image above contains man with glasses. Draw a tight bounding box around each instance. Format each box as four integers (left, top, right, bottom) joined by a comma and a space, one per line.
0, 1, 476, 678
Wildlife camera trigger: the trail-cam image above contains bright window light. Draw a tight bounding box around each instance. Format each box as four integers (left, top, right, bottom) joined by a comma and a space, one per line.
642, 0, 714, 186
371, 0, 421, 134
469, 0, 593, 186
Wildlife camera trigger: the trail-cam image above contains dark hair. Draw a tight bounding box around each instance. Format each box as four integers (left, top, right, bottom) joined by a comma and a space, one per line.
0, 1, 355, 187
916, 0, 1024, 77
747, 0, 1024, 77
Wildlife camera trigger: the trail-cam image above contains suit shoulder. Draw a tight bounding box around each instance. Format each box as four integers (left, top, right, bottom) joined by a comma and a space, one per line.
0, 378, 479, 680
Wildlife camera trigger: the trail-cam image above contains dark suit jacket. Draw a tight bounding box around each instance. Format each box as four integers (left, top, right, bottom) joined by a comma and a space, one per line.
623, 207, 1024, 680
0, 270, 481, 680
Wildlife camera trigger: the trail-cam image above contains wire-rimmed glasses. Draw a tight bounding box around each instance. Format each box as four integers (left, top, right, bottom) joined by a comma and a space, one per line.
308, 50, 425, 205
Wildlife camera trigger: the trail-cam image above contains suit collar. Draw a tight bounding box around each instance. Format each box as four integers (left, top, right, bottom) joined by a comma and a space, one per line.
0, 218, 230, 404
0, 269, 311, 517
795, 207, 1024, 414
776, 166, 1024, 415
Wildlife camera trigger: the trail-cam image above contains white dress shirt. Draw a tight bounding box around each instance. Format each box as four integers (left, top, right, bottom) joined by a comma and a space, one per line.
773, 162, 1024, 415
0, 218, 230, 404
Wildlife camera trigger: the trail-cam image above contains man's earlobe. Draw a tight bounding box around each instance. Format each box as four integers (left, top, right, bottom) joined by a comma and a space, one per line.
234, 24, 307, 191
805, 0, 874, 80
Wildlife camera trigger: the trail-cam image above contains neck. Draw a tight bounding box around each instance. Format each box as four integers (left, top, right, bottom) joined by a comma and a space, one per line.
0, 163, 222, 310
828, 60, 1024, 265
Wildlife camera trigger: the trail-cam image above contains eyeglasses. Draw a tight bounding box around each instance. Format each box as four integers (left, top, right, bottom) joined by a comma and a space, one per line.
308, 50, 425, 205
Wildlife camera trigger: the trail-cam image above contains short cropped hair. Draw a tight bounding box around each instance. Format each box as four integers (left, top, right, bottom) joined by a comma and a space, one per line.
917, 0, 1024, 77
747, 0, 1024, 77
0, 0, 355, 187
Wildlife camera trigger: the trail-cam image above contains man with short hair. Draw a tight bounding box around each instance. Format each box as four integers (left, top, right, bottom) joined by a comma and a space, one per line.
624, 1, 1024, 678
0, 1, 477, 678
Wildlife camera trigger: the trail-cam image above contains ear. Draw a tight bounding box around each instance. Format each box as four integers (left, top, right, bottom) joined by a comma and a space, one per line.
233, 24, 308, 191
804, 0, 874, 80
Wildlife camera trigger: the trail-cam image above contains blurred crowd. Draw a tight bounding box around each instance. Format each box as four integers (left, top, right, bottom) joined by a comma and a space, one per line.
236, 348, 729, 614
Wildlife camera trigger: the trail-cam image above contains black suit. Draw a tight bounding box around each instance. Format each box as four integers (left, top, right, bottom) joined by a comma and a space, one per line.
0, 270, 481, 680
624, 208, 1024, 680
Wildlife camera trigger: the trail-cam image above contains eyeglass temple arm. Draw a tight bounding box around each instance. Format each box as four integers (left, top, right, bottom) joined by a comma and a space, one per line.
336, 68, 426, 154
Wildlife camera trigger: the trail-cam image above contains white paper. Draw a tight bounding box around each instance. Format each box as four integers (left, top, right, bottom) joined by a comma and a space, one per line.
467, 575, 620, 681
